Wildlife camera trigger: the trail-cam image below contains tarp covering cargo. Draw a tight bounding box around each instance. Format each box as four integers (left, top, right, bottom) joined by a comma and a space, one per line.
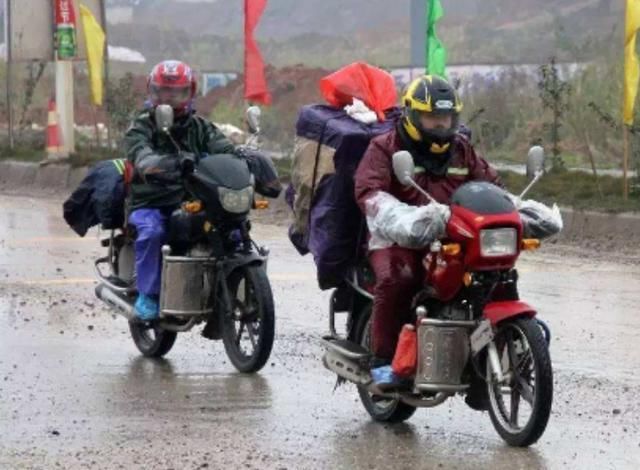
63, 159, 127, 237
288, 104, 401, 289
319, 62, 398, 121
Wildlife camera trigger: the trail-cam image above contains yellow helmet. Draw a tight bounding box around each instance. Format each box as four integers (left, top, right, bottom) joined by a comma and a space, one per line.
401, 75, 463, 155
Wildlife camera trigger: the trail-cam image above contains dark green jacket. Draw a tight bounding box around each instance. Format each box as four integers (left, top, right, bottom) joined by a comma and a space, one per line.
124, 110, 236, 210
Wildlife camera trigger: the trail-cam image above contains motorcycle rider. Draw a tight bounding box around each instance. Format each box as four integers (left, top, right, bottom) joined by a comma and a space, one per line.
354, 75, 501, 394
124, 60, 236, 321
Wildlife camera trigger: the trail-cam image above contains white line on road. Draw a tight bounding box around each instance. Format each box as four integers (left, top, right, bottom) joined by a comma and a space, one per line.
0, 273, 316, 287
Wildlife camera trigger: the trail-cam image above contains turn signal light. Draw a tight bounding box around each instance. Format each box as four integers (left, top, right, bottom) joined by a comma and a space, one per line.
463, 272, 473, 287
442, 243, 461, 256
522, 239, 541, 251
183, 200, 203, 213
255, 199, 270, 210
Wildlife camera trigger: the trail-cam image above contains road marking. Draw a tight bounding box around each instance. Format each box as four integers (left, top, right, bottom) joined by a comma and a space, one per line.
0, 278, 98, 286
0, 273, 316, 287
3, 236, 95, 247
3, 235, 288, 247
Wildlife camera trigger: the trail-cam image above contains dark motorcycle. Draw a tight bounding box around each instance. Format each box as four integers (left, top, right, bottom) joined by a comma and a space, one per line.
95, 105, 275, 373
322, 150, 554, 447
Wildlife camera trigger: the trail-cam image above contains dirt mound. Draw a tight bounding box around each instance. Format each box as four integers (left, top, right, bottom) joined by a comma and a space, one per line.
3, 65, 330, 149
197, 65, 330, 116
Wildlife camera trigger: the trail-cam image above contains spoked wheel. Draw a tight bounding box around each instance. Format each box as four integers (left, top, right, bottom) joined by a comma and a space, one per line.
129, 321, 177, 358
355, 309, 416, 423
222, 265, 275, 373
486, 317, 553, 447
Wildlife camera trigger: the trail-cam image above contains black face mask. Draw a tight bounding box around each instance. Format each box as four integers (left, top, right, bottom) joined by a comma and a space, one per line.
398, 123, 454, 177
422, 127, 456, 153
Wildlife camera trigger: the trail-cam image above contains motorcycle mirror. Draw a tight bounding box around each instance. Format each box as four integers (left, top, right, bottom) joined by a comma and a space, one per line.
246, 106, 261, 135
392, 151, 416, 186
155, 105, 174, 134
526, 145, 546, 181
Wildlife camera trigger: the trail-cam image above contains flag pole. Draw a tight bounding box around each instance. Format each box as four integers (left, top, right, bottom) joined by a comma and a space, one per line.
6, 0, 14, 149
624, 125, 630, 200
425, 0, 430, 75
624, 0, 631, 201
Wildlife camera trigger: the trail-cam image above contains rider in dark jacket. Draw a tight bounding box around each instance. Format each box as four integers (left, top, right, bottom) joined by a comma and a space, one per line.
124, 60, 236, 320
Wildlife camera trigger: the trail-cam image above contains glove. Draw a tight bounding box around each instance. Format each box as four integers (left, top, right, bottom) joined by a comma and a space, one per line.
507, 193, 523, 209
136, 152, 180, 184
519, 200, 563, 239
366, 192, 451, 250
239, 148, 283, 198
430, 201, 451, 225
179, 152, 197, 177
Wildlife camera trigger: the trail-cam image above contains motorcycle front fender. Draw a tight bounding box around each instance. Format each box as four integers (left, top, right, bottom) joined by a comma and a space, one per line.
221, 252, 266, 277
483, 300, 536, 326
203, 252, 267, 340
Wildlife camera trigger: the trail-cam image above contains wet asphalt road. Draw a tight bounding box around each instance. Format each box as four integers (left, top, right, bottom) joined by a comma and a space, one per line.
0, 194, 639, 470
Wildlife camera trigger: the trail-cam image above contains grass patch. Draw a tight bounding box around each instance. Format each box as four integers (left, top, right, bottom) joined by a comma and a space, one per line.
67, 148, 121, 168
0, 145, 45, 162
0, 144, 121, 168
273, 157, 292, 182
2, 147, 638, 212
500, 169, 640, 213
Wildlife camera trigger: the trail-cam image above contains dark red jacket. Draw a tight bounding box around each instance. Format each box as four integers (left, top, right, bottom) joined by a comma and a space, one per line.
355, 128, 500, 212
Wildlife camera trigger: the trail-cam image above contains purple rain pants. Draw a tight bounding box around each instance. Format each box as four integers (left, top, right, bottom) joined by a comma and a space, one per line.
128, 208, 169, 297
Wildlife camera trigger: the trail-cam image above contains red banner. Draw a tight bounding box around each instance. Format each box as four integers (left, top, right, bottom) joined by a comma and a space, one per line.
54, 0, 78, 59
244, 0, 272, 105
55, 0, 77, 26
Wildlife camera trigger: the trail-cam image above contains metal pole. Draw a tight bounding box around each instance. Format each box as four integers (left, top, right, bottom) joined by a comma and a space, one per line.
99, 0, 112, 149
99, 0, 109, 89
55, 60, 74, 157
425, 0, 430, 75
6, 0, 14, 149
624, 125, 630, 201
410, 0, 427, 76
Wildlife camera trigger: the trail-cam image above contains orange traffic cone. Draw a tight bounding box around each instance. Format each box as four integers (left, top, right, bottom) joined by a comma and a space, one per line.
46, 99, 62, 156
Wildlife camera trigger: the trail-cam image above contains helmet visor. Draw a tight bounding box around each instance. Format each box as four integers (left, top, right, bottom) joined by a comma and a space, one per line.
416, 111, 455, 132
149, 84, 191, 108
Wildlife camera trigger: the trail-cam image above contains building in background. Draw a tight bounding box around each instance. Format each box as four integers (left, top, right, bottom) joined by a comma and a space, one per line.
201, 72, 238, 96
390, 62, 589, 93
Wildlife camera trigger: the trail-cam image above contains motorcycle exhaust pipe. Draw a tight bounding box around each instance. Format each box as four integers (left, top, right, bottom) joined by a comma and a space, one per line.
95, 283, 136, 322
321, 343, 371, 386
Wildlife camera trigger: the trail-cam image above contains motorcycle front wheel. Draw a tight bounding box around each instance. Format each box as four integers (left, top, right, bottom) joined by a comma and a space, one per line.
221, 264, 275, 373
355, 308, 417, 423
486, 317, 553, 447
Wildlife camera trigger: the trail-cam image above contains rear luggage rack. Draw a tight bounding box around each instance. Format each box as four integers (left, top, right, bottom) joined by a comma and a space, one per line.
94, 256, 136, 294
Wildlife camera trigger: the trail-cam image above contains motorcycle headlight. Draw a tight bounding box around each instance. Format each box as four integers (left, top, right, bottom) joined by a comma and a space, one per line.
480, 228, 517, 257
218, 186, 253, 214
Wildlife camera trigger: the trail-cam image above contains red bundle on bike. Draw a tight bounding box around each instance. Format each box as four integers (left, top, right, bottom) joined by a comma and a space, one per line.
319, 62, 397, 122
391, 324, 417, 377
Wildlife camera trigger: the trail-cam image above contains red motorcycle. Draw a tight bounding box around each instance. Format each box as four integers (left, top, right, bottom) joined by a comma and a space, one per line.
323, 151, 553, 447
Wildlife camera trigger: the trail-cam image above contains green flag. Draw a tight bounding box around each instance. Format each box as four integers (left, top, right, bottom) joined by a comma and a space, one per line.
427, 0, 447, 77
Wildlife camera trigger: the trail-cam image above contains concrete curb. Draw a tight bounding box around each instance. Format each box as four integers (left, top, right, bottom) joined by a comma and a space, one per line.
1, 160, 639, 249
559, 209, 640, 251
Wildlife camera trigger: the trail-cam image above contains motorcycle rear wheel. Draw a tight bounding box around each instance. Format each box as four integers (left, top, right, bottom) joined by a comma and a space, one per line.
355, 308, 417, 423
486, 317, 553, 447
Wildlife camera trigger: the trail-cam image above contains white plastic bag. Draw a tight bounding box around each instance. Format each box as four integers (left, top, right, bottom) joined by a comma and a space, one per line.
365, 192, 450, 250
509, 195, 563, 239
344, 98, 378, 124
